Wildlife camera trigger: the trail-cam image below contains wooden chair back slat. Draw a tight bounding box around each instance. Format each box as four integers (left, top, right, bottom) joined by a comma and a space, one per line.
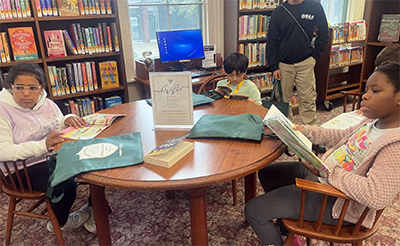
196, 74, 228, 94
316, 195, 329, 232
334, 199, 350, 235
351, 207, 370, 235
298, 190, 306, 227
3, 162, 18, 191
22, 161, 33, 192
13, 161, 26, 192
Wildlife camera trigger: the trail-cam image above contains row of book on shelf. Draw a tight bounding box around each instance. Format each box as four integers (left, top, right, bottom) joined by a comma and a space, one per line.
0, 22, 119, 63
0, 0, 114, 19
330, 46, 363, 68
239, 0, 279, 10
0, 0, 31, 19
48, 60, 119, 97
36, 0, 113, 17
239, 14, 271, 40
247, 71, 273, 92
45, 22, 119, 58
239, 42, 267, 68
331, 21, 366, 44
60, 95, 122, 117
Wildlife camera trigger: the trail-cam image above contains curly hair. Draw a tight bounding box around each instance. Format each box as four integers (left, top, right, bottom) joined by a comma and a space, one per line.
7, 63, 46, 87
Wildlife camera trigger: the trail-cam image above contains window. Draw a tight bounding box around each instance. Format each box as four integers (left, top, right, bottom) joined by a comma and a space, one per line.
128, 0, 204, 60
321, 0, 349, 24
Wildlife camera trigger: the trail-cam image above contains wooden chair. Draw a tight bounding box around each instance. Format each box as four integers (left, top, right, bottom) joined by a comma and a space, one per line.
282, 178, 384, 246
196, 73, 228, 94
341, 91, 363, 113
0, 160, 65, 245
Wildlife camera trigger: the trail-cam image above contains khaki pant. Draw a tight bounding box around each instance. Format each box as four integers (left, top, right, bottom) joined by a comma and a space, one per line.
279, 56, 317, 125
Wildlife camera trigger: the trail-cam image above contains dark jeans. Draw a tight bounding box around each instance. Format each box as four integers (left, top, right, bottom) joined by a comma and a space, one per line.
12, 161, 77, 225
245, 162, 339, 245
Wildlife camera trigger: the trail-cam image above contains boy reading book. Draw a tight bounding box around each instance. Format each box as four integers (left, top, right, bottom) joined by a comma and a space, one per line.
215, 52, 261, 105
245, 62, 400, 245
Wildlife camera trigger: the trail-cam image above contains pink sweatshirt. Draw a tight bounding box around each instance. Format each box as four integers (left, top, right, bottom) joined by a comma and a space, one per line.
0, 88, 72, 172
302, 119, 400, 228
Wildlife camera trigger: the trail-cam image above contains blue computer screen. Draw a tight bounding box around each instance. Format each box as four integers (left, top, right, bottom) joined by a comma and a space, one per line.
156, 29, 205, 63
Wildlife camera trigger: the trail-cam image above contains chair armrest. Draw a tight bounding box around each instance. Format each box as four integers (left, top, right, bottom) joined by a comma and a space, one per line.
295, 178, 350, 200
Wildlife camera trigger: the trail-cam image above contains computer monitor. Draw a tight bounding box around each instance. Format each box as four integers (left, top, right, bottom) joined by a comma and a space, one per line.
156, 29, 205, 71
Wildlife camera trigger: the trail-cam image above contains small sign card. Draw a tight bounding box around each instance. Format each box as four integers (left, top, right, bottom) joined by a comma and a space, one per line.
149, 72, 194, 130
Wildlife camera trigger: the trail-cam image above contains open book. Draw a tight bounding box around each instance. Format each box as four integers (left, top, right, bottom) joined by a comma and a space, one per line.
61, 113, 126, 140
263, 105, 331, 177
216, 86, 249, 100
321, 111, 364, 129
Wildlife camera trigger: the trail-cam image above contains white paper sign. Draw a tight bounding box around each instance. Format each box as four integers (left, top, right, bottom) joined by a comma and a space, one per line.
202, 44, 216, 68
149, 72, 194, 130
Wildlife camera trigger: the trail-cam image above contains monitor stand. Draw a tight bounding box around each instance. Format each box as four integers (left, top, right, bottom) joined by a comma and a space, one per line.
173, 62, 185, 71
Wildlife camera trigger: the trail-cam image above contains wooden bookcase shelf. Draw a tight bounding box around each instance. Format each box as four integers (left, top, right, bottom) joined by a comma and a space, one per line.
0, 0, 128, 112
315, 28, 366, 103
361, 0, 399, 83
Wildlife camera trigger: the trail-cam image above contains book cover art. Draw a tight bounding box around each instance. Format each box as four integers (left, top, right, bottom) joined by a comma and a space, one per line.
104, 95, 121, 108
99, 61, 119, 88
7, 27, 38, 60
57, 0, 80, 16
44, 30, 67, 57
378, 14, 400, 43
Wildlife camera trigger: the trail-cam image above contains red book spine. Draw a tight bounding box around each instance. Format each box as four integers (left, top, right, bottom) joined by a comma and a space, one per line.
80, 62, 89, 92
91, 61, 98, 90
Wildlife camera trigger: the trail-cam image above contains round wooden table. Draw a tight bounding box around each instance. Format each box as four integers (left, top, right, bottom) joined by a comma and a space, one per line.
79, 99, 286, 245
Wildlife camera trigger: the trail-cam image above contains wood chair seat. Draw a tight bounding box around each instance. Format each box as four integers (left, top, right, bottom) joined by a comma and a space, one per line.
1, 160, 65, 245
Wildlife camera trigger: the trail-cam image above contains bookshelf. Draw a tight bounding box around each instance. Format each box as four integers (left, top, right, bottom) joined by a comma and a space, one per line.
315, 27, 367, 108
360, 0, 400, 84
0, 0, 128, 114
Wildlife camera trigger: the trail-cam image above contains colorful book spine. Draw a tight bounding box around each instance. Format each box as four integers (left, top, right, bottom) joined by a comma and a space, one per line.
20, 0, 27, 18
98, 23, 105, 52
76, 22, 85, 55
10, 0, 17, 18
15, 0, 22, 18
85, 61, 93, 91
111, 22, 119, 52
56, 68, 65, 95
0, 37, 6, 62
0, 1, 5, 20
106, 26, 111, 52
25, 0, 31, 17
100, 0, 105, 14
84, 27, 92, 54
3, 0, 12, 19
72, 62, 81, 92
82, 0, 89, 15
105, 0, 111, 14
88, 27, 96, 53
47, 66, 57, 96
61, 67, 70, 94
92, 27, 99, 53
0, 33, 11, 62
62, 29, 78, 55
45, 0, 53, 16
69, 23, 81, 54
88, 0, 92, 14
79, 0, 85, 15
76, 62, 84, 91
95, 0, 100, 14
102, 22, 109, 52
66, 63, 76, 93
51, 66, 61, 96
80, 62, 89, 92
35, 0, 42, 17
90, 61, 98, 90
81, 26, 88, 54
40, 0, 47, 16
51, 0, 57, 16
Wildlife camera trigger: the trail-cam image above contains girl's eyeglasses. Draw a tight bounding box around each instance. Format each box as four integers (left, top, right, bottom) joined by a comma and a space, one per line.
12, 85, 41, 93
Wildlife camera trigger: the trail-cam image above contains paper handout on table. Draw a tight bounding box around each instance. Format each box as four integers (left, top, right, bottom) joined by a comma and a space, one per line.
61, 113, 126, 140
263, 104, 331, 177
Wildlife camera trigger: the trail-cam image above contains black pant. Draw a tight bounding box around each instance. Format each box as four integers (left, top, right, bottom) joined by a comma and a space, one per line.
12, 161, 77, 225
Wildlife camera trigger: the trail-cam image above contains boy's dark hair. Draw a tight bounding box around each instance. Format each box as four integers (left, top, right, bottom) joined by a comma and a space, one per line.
7, 63, 46, 87
223, 52, 249, 74
375, 46, 400, 67
375, 62, 400, 94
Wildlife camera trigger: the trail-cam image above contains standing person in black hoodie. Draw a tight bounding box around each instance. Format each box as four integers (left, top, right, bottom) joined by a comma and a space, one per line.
266, 0, 329, 125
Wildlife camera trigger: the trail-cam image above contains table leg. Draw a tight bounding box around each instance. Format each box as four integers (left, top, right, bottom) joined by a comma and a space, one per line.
90, 184, 111, 245
244, 173, 257, 203
186, 187, 209, 246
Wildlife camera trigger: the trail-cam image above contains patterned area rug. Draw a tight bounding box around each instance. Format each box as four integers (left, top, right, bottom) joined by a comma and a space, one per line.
1, 99, 399, 245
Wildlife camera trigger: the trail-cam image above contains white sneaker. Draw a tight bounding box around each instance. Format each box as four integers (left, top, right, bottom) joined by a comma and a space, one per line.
47, 205, 90, 232
83, 205, 97, 234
